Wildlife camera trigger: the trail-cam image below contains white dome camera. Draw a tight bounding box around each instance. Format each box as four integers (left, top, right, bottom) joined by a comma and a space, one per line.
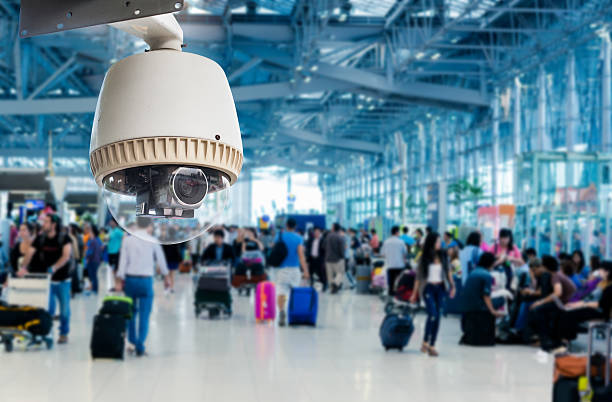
87, 15, 243, 244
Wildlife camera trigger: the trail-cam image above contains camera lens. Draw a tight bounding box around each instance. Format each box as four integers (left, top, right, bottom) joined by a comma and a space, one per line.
170, 167, 208, 207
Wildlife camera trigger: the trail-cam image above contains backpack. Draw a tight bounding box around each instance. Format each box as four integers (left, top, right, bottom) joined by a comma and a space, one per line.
268, 231, 288, 268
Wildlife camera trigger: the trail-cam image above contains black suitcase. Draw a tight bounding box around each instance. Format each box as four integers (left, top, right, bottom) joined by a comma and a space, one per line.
197, 273, 230, 292
0, 304, 53, 336
99, 297, 133, 319
90, 314, 126, 359
552, 377, 579, 402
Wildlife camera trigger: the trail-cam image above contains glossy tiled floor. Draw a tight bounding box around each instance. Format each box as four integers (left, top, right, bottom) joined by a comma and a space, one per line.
0, 269, 553, 402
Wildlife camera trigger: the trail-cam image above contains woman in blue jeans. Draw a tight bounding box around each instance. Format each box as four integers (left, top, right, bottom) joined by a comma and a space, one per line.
411, 232, 456, 357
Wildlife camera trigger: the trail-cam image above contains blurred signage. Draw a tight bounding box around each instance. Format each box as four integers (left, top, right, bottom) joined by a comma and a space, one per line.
554, 183, 597, 205
25, 200, 45, 209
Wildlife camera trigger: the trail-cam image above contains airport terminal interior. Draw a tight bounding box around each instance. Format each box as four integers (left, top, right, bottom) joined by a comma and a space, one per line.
1, 0, 612, 401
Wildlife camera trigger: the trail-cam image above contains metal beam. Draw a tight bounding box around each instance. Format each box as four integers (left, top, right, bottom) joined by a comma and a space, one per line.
228, 57, 262, 82
385, 0, 411, 30
276, 125, 384, 154
251, 156, 335, 174
0, 98, 98, 115
244, 48, 489, 108
27, 54, 77, 100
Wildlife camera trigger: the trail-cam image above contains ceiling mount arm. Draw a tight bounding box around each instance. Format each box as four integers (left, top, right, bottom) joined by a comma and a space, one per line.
110, 13, 183, 51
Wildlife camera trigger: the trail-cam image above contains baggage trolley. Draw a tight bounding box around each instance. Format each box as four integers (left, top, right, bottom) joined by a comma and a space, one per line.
0, 274, 53, 351
194, 265, 232, 319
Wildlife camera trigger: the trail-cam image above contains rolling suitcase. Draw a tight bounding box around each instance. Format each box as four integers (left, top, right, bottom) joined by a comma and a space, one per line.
552, 322, 612, 401
288, 287, 318, 326
99, 295, 133, 319
379, 312, 414, 351
255, 281, 276, 322
90, 314, 126, 359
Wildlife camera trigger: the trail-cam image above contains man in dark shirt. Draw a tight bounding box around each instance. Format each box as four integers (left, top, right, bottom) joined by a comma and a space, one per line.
19, 214, 73, 344
202, 229, 234, 264
460, 252, 506, 345
324, 223, 346, 294
462, 252, 506, 315
305, 228, 327, 291
528, 255, 577, 352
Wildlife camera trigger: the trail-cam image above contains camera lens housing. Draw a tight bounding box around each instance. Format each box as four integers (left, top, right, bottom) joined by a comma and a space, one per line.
170, 167, 208, 207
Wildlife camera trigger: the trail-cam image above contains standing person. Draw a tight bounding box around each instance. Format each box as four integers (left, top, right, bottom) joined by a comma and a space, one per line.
83, 223, 103, 295
410, 232, 456, 357
187, 236, 200, 267
341, 227, 357, 290
305, 227, 326, 291
107, 219, 123, 291
381, 226, 408, 292
274, 218, 309, 326
324, 223, 346, 294
116, 218, 170, 356
18, 214, 73, 344
492, 228, 524, 291
400, 227, 416, 248
369, 229, 380, 254
9, 222, 35, 275
162, 227, 182, 293
459, 232, 483, 285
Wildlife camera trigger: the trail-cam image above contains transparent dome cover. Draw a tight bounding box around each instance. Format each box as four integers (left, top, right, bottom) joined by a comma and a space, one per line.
103, 165, 230, 244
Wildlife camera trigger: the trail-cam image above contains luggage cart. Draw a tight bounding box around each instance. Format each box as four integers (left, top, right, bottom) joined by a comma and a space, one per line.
0, 274, 53, 351
194, 265, 232, 319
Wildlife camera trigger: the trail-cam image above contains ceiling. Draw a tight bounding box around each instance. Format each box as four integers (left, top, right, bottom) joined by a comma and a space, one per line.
0, 0, 610, 178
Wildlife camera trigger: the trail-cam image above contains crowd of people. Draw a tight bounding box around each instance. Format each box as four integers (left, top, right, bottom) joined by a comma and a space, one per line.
375, 224, 612, 356
2, 208, 611, 359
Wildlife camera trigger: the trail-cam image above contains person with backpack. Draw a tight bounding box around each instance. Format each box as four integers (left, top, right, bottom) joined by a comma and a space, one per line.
459, 231, 483, 286
84, 223, 103, 295
18, 214, 73, 344
269, 218, 309, 326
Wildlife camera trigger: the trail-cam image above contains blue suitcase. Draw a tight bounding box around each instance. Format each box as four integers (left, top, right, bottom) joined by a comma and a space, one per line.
379, 313, 414, 351
288, 287, 318, 326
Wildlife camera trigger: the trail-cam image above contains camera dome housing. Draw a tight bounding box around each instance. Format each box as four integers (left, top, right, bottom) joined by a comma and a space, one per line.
89, 49, 243, 244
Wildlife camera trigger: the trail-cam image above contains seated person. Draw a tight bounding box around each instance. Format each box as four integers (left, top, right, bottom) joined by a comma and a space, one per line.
460, 252, 505, 346
527, 255, 577, 352
558, 261, 612, 343
201, 229, 235, 265
512, 257, 552, 331
561, 259, 581, 290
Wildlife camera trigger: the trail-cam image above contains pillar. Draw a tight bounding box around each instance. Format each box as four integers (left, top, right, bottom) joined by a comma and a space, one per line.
566, 50, 578, 251
537, 65, 547, 151
602, 34, 611, 152
492, 88, 500, 205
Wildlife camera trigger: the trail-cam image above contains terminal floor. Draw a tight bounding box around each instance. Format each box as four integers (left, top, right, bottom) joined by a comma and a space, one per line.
1, 272, 553, 402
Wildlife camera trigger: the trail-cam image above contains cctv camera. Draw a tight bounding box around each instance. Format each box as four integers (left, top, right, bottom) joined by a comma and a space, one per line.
89, 31, 242, 244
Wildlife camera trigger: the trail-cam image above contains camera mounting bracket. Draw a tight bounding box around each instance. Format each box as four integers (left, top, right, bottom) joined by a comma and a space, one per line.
19, 0, 184, 39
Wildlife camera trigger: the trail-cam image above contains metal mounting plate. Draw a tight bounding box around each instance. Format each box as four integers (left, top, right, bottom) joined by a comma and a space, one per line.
19, 0, 184, 38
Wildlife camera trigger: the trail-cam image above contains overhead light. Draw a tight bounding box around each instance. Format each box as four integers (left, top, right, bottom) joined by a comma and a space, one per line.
357, 104, 364, 110
368, 105, 375, 111
338, 13, 347, 22
310, 65, 319, 72
303, 76, 312, 83
451, 36, 461, 43
9, 88, 16, 95
431, 53, 441, 60
295, 65, 303, 72
290, 78, 296, 84
333, 7, 341, 15
415, 52, 425, 60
